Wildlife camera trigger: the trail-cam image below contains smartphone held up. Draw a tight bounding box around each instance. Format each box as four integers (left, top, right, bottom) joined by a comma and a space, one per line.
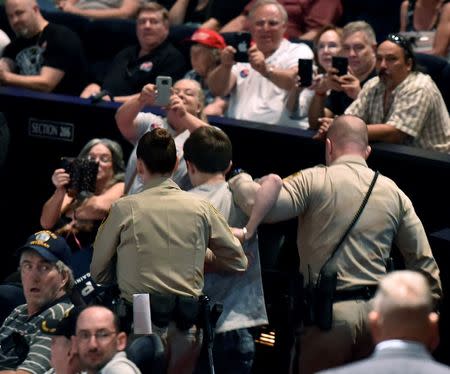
230, 32, 252, 63
154, 76, 173, 106
298, 58, 313, 87
332, 56, 348, 76
60, 157, 98, 198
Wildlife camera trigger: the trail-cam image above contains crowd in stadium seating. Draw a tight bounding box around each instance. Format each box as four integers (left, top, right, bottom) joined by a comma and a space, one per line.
0, 0, 448, 147
0, 0, 449, 373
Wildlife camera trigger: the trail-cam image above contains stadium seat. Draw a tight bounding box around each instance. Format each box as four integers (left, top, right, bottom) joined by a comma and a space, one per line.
126, 334, 166, 374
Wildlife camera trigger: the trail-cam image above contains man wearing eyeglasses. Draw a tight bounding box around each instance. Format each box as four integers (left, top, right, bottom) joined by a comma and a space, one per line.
309, 21, 378, 129
0, 230, 74, 373
74, 306, 140, 374
341, 33, 450, 153
80, 2, 186, 103
207, 0, 314, 127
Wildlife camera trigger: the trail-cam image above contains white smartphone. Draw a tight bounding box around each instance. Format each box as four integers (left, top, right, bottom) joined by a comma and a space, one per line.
154, 76, 172, 106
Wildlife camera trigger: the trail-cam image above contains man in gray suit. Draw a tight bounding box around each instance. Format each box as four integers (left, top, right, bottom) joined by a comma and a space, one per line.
318, 270, 450, 374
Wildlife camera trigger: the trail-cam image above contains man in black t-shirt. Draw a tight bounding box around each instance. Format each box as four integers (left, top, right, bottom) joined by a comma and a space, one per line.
0, 0, 88, 96
81, 2, 187, 103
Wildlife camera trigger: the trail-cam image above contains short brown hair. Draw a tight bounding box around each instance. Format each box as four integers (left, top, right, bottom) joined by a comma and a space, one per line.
137, 128, 177, 174
136, 2, 169, 24
184, 127, 232, 173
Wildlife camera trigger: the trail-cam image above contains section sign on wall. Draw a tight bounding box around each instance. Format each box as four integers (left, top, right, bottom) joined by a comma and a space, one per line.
28, 118, 74, 142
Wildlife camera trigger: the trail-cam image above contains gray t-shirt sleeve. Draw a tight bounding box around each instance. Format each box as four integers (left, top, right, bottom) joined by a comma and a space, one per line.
133, 112, 165, 145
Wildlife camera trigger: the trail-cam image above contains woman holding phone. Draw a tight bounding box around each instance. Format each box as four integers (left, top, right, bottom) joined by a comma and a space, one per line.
40, 138, 125, 275
309, 25, 344, 96
307, 25, 357, 129
286, 25, 343, 128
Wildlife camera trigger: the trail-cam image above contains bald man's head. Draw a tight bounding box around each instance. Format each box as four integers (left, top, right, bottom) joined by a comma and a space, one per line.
325, 115, 370, 164
5, 0, 43, 38
75, 306, 127, 373
369, 271, 439, 350
5, 0, 38, 9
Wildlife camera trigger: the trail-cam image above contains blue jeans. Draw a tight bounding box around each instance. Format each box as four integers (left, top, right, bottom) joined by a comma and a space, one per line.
195, 328, 255, 374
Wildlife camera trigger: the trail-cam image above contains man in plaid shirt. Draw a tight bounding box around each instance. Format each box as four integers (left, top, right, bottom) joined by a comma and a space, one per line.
318, 33, 450, 153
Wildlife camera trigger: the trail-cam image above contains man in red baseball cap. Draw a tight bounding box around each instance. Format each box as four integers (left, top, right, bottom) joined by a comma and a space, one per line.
185, 28, 228, 116
188, 28, 227, 49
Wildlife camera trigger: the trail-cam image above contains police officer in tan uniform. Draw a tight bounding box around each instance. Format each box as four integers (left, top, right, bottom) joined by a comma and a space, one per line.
231, 114, 442, 374
91, 128, 247, 374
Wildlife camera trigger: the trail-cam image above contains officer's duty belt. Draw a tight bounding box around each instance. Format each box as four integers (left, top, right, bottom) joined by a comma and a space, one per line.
333, 285, 377, 302
121, 293, 199, 330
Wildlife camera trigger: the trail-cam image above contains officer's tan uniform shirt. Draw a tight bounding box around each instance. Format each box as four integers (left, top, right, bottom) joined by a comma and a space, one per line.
91, 177, 247, 303
234, 156, 441, 302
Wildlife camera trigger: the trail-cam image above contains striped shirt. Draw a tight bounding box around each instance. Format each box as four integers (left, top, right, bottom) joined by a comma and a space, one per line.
0, 299, 73, 374
346, 72, 450, 153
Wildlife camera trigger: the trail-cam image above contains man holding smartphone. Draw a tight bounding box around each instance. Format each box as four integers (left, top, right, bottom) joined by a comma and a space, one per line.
308, 21, 378, 129
207, 0, 313, 127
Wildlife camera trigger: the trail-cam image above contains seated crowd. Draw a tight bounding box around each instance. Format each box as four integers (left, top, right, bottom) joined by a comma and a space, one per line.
0, 0, 449, 150
0, 1, 449, 374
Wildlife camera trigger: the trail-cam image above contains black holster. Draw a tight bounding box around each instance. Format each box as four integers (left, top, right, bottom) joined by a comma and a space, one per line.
314, 269, 337, 330
111, 297, 133, 333
149, 293, 200, 331
150, 294, 177, 328
303, 268, 337, 331
175, 296, 199, 331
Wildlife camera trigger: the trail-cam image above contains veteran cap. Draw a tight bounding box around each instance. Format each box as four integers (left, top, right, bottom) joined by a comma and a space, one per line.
40, 306, 79, 339
18, 230, 71, 266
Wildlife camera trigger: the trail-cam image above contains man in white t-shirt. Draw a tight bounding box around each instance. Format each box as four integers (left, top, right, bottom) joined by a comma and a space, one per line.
0, 29, 11, 56
207, 0, 313, 126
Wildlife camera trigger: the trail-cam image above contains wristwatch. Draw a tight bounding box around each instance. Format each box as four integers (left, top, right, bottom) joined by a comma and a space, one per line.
265, 65, 274, 79
242, 227, 248, 241
228, 168, 246, 179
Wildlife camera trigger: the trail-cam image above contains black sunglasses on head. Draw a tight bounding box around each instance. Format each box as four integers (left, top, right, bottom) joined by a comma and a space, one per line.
386, 33, 414, 59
